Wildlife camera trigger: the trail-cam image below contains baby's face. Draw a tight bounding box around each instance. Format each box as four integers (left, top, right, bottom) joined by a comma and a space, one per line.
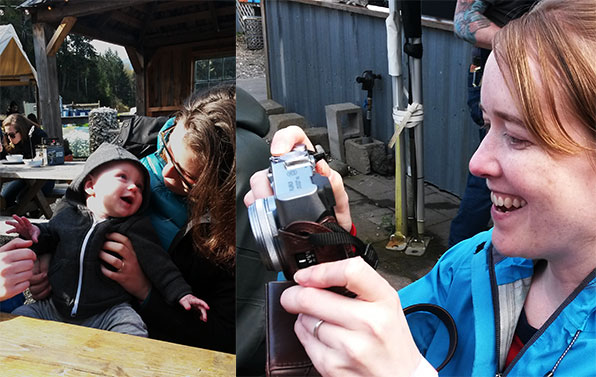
86, 161, 145, 219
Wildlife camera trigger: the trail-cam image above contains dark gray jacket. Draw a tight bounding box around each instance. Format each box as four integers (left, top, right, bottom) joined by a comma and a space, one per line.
34, 143, 192, 318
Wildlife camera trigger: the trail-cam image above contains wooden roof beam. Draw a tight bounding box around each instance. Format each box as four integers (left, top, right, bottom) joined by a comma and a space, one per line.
208, 2, 220, 32
45, 16, 76, 57
34, 0, 152, 24
125, 46, 144, 74
138, 2, 159, 46
109, 10, 144, 30
71, 22, 138, 48
151, 6, 234, 29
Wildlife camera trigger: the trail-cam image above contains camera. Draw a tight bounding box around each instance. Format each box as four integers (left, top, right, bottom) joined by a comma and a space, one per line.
248, 144, 377, 279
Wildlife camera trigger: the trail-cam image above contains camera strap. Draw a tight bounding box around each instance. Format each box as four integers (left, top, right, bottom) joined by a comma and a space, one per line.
307, 220, 379, 270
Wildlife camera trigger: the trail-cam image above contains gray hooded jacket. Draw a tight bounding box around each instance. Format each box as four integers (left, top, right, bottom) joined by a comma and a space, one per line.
34, 143, 192, 318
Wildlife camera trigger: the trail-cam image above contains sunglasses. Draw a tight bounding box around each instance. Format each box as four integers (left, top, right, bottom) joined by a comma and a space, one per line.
6, 131, 19, 139
159, 125, 195, 192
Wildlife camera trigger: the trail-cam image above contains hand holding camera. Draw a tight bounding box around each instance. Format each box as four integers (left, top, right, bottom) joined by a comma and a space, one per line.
246, 127, 377, 280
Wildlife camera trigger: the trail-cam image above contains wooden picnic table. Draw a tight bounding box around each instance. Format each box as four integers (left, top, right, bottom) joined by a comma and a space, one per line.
0, 161, 85, 219
0, 312, 235, 376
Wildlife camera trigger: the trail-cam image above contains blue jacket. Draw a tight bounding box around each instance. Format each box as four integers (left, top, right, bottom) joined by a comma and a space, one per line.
399, 230, 596, 376
140, 118, 188, 249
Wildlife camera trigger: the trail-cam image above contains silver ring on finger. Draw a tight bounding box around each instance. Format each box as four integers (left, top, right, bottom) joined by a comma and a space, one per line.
313, 319, 324, 341
118, 260, 125, 272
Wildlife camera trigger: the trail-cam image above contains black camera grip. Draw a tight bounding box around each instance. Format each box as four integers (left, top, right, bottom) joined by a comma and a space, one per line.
278, 217, 378, 297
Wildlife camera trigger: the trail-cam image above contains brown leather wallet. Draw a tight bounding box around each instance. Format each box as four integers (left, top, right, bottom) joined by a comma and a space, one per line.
266, 281, 321, 376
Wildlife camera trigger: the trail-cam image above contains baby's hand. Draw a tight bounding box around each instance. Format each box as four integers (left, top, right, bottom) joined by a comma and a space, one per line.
5, 215, 40, 243
179, 294, 210, 322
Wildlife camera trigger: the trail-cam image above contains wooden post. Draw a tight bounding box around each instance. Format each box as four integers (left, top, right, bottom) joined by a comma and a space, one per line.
126, 46, 145, 116
32, 23, 62, 140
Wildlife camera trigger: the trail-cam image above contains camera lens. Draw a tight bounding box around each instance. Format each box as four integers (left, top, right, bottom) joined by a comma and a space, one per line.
248, 196, 283, 271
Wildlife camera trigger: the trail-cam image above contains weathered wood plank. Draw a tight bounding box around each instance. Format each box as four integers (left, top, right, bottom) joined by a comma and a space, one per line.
32, 23, 63, 140
0, 313, 235, 376
33, 0, 152, 24
125, 46, 144, 74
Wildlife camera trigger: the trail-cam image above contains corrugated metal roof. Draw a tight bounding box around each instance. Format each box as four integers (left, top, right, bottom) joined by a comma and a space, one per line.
265, 0, 479, 196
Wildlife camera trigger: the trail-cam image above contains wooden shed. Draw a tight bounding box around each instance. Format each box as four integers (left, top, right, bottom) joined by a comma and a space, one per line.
18, 0, 236, 139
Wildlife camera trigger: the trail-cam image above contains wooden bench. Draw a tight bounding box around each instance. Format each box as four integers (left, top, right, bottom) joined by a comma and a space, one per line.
46, 182, 69, 201
5, 182, 70, 217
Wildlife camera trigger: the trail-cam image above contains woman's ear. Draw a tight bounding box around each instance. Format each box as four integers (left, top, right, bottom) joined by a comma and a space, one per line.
84, 177, 95, 196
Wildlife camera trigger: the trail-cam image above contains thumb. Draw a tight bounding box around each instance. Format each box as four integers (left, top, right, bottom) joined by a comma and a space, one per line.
7, 237, 34, 249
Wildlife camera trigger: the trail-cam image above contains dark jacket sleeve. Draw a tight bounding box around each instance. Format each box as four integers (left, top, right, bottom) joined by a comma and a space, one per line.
31, 218, 58, 255
135, 233, 236, 354
124, 216, 192, 305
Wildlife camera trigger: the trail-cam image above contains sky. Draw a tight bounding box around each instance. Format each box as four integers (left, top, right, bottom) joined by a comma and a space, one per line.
90, 39, 132, 71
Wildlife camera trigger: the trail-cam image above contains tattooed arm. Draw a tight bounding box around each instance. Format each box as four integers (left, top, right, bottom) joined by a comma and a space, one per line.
454, 0, 500, 49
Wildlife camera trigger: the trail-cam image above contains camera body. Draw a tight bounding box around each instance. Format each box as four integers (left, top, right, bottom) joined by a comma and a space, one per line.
248, 144, 339, 277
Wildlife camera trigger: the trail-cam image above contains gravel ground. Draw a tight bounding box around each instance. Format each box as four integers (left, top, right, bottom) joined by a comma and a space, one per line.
236, 33, 266, 79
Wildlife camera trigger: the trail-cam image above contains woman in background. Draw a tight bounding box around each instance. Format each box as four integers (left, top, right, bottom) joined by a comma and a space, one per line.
1, 114, 54, 211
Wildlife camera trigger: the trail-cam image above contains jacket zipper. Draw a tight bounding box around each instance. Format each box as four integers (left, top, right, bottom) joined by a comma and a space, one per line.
500, 268, 596, 376
70, 219, 101, 317
487, 248, 503, 377
488, 245, 596, 376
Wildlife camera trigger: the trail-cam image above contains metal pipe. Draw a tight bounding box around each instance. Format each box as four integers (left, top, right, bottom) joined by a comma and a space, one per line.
408, 38, 425, 236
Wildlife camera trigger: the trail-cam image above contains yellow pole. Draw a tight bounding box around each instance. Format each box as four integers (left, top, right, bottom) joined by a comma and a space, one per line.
387, 132, 407, 250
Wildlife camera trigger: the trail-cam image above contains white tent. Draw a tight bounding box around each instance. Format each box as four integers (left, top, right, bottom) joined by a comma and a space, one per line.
0, 24, 37, 87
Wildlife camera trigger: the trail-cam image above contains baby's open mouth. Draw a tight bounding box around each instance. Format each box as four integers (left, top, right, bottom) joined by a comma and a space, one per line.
120, 196, 133, 205
491, 192, 527, 213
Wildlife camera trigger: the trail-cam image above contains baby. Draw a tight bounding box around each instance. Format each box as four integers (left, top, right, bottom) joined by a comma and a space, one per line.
8, 143, 208, 336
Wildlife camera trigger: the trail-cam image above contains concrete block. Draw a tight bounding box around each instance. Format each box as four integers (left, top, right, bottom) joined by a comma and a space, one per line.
259, 99, 285, 115
267, 113, 309, 139
328, 159, 349, 177
304, 127, 329, 155
345, 137, 385, 174
325, 103, 364, 162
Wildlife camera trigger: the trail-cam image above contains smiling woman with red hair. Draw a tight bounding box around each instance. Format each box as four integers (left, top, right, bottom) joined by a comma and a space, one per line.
246, 1, 596, 375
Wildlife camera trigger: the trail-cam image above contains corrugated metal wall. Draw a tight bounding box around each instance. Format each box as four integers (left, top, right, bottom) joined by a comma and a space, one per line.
265, 0, 480, 196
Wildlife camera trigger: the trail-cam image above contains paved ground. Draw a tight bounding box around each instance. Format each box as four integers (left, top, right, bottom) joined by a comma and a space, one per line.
343, 174, 461, 289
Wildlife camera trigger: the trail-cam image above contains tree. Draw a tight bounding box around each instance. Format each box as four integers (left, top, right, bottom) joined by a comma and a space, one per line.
96, 48, 134, 111
56, 39, 135, 111
56, 35, 101, 104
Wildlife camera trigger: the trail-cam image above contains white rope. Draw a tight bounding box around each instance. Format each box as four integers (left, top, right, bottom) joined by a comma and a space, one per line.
388, 102, 424, 148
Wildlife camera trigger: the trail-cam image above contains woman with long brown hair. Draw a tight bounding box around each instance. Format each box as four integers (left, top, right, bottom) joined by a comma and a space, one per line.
1, 114, 54, 210
28, 85, 236, 353
104, 85, 236, 352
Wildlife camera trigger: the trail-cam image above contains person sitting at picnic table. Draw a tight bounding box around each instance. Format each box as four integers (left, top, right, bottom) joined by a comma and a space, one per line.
245, 1, 596, 375
28, 85, 236, 353
26, 113, 39, 125
7, 143, 209, 336
5, 101, 19, 116
1, 114, 55, 210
